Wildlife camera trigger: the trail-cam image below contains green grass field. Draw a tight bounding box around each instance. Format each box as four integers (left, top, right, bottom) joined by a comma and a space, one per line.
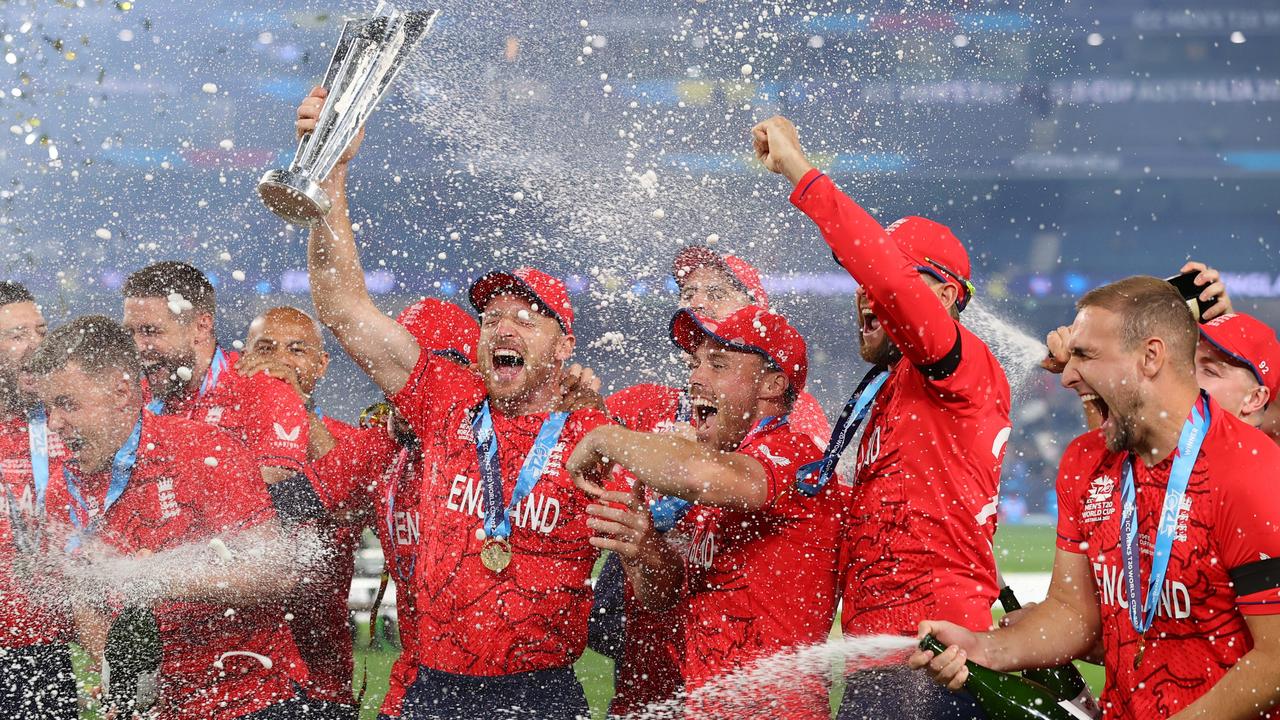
77, 523, 1103, 719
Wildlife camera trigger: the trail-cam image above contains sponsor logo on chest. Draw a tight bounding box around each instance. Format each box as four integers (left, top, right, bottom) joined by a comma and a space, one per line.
444, 472, 564, 534
1093, 561, 1192, 620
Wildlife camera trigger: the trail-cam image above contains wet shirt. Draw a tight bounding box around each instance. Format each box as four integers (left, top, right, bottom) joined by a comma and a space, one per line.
390, 351, 612, 675
676, 420, 839, 695
0, 414, 71, 647
1055, 401, 1280, 720
313, 425, 420, 716
45, 413, 307, 720
157, 350, 309, 474
793, 171, 1012, 637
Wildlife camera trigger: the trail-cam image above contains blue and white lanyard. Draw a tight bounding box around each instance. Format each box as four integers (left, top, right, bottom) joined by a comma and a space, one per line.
471, 401, 569, 542
63, 416, 143, 551
27, 406, 50, 515
147, 347, 228, 415
1120, 393, 1209, 637
793, 365, 889, 496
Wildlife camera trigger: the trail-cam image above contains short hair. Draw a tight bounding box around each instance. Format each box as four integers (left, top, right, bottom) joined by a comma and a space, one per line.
1077, 276, 1197, 368
26, 315, 142, 385
0, 281, 35, 308
122, 261, 215, 319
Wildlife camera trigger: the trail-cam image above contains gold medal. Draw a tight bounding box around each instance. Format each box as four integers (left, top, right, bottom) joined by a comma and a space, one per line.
480, 537, 513, 573
1133, 637, 1145, 670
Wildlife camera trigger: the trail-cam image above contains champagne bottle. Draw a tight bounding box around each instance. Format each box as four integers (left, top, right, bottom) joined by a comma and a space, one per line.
997, 586, 1090, 701
1166, 271, 1219, 322
103, 606, 162, 714
919, 635, 1093, 720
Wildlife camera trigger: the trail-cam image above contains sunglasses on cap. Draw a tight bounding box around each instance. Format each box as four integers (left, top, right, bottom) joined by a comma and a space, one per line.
916, 257, 976, 312
360, 401, 394, 429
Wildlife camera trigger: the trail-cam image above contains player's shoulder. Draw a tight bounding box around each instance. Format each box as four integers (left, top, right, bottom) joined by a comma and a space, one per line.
1206, 403, 1280, 478
955, 324, 1011, 389
565, 407, 616, 436
1057, 429, 1114, 483
605, 384, 680, 424
747, 421, 823, 465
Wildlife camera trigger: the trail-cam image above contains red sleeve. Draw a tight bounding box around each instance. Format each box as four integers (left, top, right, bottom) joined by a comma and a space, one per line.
1215, 435, 1280, 615
741, 428, 824, 511
791, 169, 960, 368
321, 416, 362, 445
244, 373, 310, 472
312, 427, 400, 514
391, 349, 484, 442
1054, 433, 1103, 554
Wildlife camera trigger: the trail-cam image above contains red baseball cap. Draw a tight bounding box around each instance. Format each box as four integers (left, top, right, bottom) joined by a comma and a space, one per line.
468, 267, 574, 336
669, 305, 808, 392
672, 246, 769, 308
886, 216, 975, 310
1199, 312, 1280, 397
396, 298, 479, 365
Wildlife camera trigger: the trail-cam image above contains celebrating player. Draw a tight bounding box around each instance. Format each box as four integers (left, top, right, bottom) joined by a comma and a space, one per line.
299, 297, 479, 720
297, 86, 614, 719
569, 305, 841, 716
911, 276, 1280, 720
754, 115, 1012, 717
30, 316, 315, 719
237, 305, 361, 718
0, 281, 76, 719
120, 262, 311, 485
594, 246, 833, 713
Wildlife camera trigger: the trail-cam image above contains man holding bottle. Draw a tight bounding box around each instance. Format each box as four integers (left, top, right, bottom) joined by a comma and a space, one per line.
912, 276, 1280, 720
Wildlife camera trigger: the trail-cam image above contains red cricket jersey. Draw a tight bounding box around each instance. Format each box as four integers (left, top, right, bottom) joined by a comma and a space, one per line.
390, 351, 613, 676
159, 349, 310, 473
46, 413, 308, 719
0, 415, 71, 647
313, 426, 421, 716
289, 414, 361, 707
675, 419, 838, 708
1055, 400, 1280, 720
792, 171, 1012, 637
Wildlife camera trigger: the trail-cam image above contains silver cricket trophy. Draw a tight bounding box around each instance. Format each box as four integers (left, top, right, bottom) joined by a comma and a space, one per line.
257, 2, 437, 226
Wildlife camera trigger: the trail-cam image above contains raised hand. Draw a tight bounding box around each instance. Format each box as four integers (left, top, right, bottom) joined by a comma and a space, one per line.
751, 115, 816, 185
296, 85, 365, 166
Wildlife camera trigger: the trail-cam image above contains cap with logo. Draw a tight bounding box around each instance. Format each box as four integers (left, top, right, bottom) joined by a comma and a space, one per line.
672, 246, 768, 308
884, 216, 975, 311
669, 305, 808, 392
1199, 312, 1280, 398
468, 267, 575, 336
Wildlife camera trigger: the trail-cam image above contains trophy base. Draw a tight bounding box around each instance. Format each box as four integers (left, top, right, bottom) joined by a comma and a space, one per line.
257, 170, 332, 226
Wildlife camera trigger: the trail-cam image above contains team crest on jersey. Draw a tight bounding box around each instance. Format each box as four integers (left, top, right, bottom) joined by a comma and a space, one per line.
204, 407, 225, 425
156, 477, 180, 520
1081, 475, 1116, 523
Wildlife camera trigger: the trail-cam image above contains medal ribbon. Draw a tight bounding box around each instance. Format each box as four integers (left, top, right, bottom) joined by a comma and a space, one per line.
63, 415, 143, 551
648, 413, 789, 532
1120, 392, 1209, 639
794, 365, 888, 496
381, 444, 415, 581
471, 401, 569, 541
146, 346, 228, 415
27, 405, 50, 515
